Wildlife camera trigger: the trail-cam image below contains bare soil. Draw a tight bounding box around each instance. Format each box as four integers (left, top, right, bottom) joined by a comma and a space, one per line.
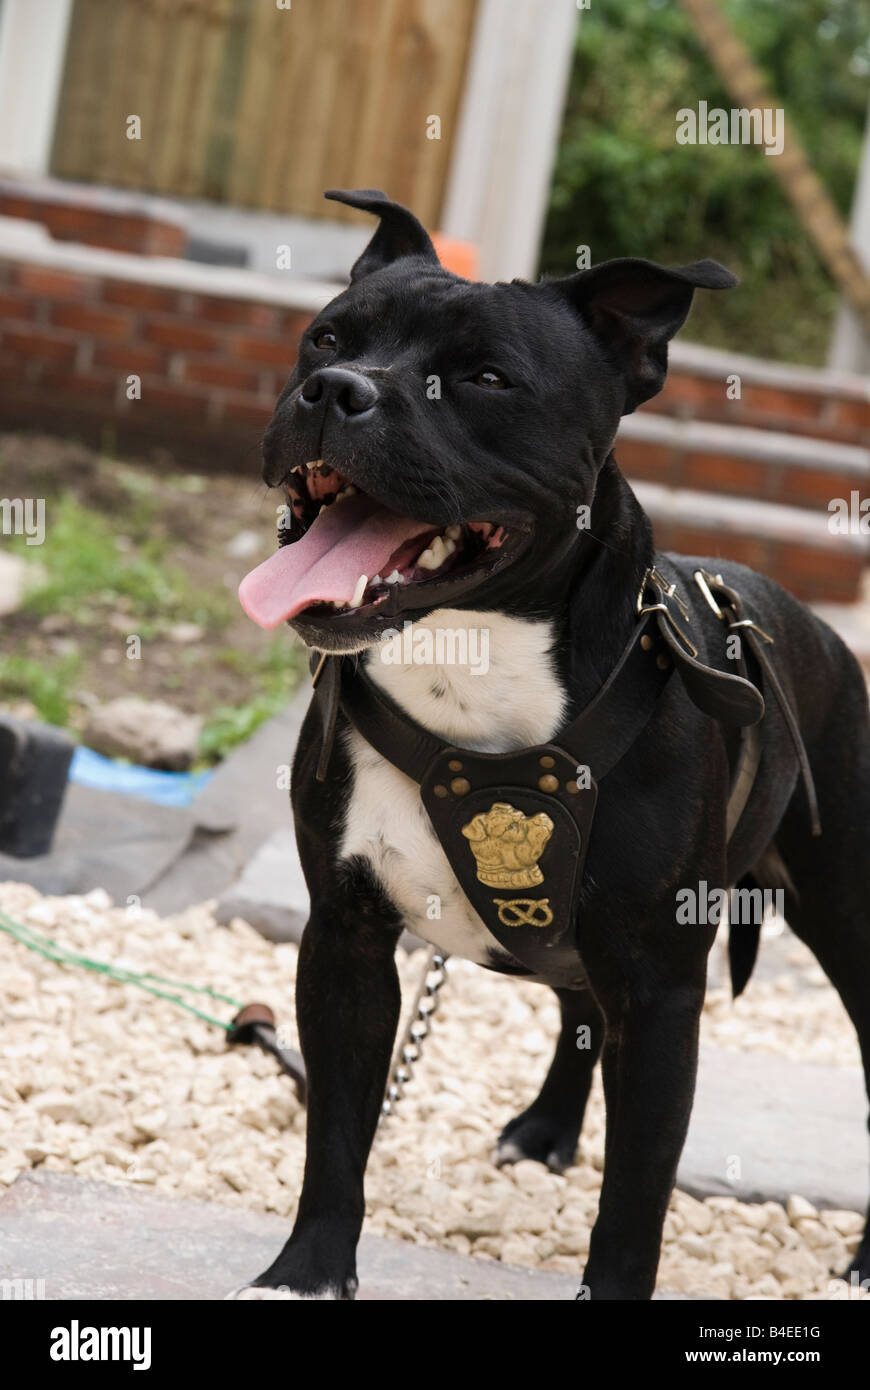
0, 431, 303, 733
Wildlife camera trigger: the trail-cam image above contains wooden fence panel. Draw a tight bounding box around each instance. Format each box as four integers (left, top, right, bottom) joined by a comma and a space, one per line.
51, 0, 477, 227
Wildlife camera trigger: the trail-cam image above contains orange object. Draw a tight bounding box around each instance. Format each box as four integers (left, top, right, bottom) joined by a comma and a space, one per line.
431, 232, 478, 280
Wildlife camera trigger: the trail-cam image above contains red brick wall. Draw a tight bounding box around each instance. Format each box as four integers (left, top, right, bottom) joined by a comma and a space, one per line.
0, 258, 305, 468
0, 193, 186, 257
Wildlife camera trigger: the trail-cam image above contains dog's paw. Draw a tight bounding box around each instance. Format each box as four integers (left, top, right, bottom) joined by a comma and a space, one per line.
494, 1109, 580, 1174
225, 1276, 358, 1301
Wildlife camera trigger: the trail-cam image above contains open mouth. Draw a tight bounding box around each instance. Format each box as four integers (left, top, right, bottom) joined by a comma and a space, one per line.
239, 460, 528, 630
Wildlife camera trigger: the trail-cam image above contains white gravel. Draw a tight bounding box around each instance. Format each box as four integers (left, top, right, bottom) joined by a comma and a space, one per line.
0, 881, 866, 1300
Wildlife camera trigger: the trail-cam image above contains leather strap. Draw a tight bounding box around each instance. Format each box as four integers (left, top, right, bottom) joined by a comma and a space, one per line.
311, 651, 343, 782
320, 561, 768, 787
726, 723, 763, 839
334, 608, 673, 787
645, 559, 765, 727
693, 568, 821, 836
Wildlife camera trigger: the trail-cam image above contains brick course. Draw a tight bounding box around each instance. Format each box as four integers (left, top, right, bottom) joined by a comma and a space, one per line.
654, 354, 870, 448
0, 191, 186, 258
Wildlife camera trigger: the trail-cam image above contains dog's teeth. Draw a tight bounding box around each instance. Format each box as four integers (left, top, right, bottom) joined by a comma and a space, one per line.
349, 574, 368, 609
335, 484, 358, 503
418, 536, 447, 571
445, 524, 461, 541
372, 575, 383, 585
384, 570, 401, 584
443, 537, 456, 557
318, 504, 327, 515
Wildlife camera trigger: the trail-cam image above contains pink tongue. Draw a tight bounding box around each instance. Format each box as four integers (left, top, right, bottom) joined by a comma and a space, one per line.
238, 494, 434, 629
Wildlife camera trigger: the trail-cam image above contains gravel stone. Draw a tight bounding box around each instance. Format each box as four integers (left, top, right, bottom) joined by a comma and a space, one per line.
0, 881, 866, 1301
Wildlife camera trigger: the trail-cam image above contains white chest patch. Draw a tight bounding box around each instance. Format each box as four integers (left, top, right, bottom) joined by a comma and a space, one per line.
339, 609, 566, 965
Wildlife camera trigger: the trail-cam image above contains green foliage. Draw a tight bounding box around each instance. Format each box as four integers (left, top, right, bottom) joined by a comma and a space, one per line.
542, 0, 870, 363
11, 495, 232, 633
0, 654, 80, 726
198, 638, 306, 762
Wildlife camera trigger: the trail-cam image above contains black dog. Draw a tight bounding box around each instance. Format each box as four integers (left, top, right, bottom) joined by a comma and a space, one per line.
234, 188, 870, 1300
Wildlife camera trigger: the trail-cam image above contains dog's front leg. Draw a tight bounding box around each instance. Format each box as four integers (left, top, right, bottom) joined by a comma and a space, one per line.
235, 894, 402, 1300
580, 976, 705, 1301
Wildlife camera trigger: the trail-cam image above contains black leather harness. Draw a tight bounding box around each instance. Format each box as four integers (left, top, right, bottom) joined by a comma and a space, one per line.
308, 559, 820, 985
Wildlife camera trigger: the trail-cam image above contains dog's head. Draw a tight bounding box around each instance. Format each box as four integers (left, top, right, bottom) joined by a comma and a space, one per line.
240, 189, 736, 651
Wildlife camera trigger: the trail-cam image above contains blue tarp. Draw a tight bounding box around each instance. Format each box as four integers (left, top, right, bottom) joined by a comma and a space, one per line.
69, 746, 213, 808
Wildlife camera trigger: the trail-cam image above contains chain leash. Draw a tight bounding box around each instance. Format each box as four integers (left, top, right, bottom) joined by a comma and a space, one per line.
381, 947, 448, 1119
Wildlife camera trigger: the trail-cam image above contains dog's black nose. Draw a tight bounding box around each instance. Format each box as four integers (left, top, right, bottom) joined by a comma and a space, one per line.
298, 367, 379, 421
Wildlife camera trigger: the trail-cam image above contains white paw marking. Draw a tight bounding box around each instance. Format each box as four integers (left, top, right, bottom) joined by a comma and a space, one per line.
226, 1284, 343, 1301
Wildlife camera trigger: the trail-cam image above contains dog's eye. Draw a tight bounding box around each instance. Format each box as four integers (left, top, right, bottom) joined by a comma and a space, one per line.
472, 369, 507, 389
314, 330, 337, 350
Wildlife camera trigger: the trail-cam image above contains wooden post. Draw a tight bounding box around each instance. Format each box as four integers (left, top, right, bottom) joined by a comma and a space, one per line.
440, 0, 579, 282
0, 0, 74, 174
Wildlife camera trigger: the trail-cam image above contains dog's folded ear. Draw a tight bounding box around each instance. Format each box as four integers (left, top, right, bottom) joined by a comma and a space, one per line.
550, 257, 738, 413
325, 188, 440, 282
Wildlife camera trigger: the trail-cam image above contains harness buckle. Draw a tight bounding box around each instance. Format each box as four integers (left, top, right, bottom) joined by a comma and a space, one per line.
693, 570, 775, 645
637, 567, 697, 657
638, 602, 699, 659
637, 565, 690, 621
728, 617, 775, 645
693, 568, 726, 620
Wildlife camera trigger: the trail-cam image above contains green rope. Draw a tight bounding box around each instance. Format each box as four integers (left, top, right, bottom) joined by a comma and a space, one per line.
0, 908, 243, 1030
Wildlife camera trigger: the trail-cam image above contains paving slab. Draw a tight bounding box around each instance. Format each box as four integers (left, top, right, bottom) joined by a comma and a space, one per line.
143, 692, 309, 916
683, 1047, 868, 1214
0, 1171, 583, 1301
214, 827, 307, 941
0, 784, 195, 901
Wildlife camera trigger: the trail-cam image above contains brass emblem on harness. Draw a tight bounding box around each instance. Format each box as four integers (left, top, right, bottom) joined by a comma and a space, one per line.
461, 801, 554, 889
493, 898, 554, 929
